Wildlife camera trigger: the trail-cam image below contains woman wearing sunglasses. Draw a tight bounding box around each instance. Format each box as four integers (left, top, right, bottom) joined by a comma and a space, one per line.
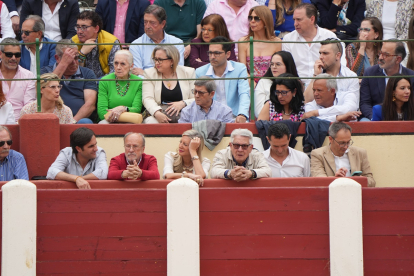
143, 45, 195, 124
345, 17, 383, 76
238, 6, 281, 85
20, 73, 75, 124
0, 81, 15, 124
257, 73, 304, 121
163, 130, 210, 186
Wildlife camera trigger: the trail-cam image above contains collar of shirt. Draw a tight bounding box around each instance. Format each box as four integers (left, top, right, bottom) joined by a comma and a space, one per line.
330, 147, 350, 157
171, 0, 187, 6
296, 25, 321, 42
0, 63, 22, 78
0, 152, 11, 164
232, 155, 249, 167
125, 155, 142, 166
206, 60, 235, 77
263, 146, 292, 162
383, 64, 403, 76
197, 99, 215, 114
25, 41, 43, 52
316, 95, 338, 109
41, 0, 63, 13
146, 32, 168, 44
323, 64, 347, 77
53, 63, 82, 79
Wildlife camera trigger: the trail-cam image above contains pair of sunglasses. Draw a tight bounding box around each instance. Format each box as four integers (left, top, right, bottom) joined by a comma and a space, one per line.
2, 52, 21, 58
0, 140, 12, 147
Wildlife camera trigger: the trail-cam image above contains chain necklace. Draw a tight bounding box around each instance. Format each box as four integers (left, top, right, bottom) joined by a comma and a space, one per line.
283, 109, 293, 116
116, 76, 130, 97
183, 164, 194, 171
162, 72, 176, 89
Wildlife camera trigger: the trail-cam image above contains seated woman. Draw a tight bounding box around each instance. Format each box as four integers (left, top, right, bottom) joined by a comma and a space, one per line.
271, 0, 310, 38
372, 74, 414, 121
257, 73, 304, 121
98, 50, 142, 124
20, 73, 75, 124
345, 17, 383, 76
0, 81, 15, 124
163, 130, 210, 186
143, 45, 195, 124
254, 51, 298, 117
189, 14, 237, 69
238, 6, 282, 84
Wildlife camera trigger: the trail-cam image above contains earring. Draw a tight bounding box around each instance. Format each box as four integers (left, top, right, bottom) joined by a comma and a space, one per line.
171, 64, 173, 68
393, 94, 396, 102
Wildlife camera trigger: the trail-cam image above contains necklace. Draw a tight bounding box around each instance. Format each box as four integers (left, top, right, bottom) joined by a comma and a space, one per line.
116, 76, 130, 97
283, 109, 293, 116
162, 72, 176, 89
183, 163, 193, 171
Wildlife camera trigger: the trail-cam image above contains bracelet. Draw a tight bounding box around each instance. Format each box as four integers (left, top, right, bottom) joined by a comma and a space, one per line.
74, 176, 81, 182
79, 50, 86, 57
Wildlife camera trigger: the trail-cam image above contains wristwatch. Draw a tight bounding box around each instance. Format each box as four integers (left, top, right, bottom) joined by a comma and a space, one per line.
250, 170, 257, 179
191, 155, 199, 160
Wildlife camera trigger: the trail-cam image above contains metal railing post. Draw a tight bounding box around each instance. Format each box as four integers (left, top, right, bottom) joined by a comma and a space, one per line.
249, 36, 255, 121
35, 38, 41, 112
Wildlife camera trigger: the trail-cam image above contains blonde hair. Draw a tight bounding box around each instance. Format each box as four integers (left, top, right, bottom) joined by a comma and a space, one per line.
152, 45, 180, 73
245, 6, 276, 40
39, 73, 64, 110
172, 129, 204, 173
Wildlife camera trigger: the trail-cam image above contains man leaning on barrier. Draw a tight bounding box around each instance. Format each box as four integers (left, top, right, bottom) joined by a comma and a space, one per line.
47, 127, 108, 189
210, 128, 271, 181
0, 126, 29, 181
108, 132, 160, 180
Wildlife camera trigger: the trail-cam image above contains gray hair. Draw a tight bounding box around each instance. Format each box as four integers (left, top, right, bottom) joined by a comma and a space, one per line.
315, 73, 337, 92
0, 38, 20, 52
194, 76, 216, 93
152, 45, 180, 72
230, 128, 253, 144
387, 40, 407, 61
55, 39, 77, 57
26, 15, 45, 35
124, 132, 146, 147
328, 122, 352, 138
144, 5, 167, 24
115, 50, 133, 66
0, 126, 12, 139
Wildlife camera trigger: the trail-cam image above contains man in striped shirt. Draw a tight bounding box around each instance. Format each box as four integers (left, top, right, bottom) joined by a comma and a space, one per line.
0, 126, 29, 181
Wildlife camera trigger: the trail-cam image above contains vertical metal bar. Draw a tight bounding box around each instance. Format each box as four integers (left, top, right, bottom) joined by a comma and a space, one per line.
249, 36, 255, 121
35, 38, 41, 112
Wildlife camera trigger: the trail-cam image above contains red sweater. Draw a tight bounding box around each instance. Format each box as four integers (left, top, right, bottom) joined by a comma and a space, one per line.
108, 153, 160, 180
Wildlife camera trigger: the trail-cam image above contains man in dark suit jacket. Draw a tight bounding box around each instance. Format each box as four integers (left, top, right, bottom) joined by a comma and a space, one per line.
19, 0, 79, 40
95, 0, 150, 44
360, 41, 414, 120
313, 0, 365, 39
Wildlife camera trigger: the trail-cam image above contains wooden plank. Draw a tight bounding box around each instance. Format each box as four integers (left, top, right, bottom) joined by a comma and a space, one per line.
363, 236, 414, 260
362, 188, 414, 211
364, 260, 414, 276
363, 211, 414, 235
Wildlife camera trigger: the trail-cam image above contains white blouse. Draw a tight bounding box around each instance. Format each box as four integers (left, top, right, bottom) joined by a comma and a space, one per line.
382, 0, 398, 40
163, 151, 211, 179
0, 102, 16, 124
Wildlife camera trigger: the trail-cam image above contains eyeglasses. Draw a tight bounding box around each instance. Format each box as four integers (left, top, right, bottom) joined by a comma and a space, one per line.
0, 140, 12, 147
270, 62, 284, 68
201, 28, 214, 33
192, 89, 210, 95
248, 16, 261, 22
207, 51, 225, 57
143, 20, 159, 26
124, 145, 141, 150
20, 30, 37, 36
75, 25, 93, 31
332, 138, 353, 148
232, 143, 251, 150
274, 90, 291, 96
152, 57, 172, 64
357, 27, 371, 33
44, 85, 63, 90
379, 51, 399, 59
2, 51, 21, 58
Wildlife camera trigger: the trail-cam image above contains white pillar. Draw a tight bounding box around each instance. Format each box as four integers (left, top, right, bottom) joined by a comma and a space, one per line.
1, 180, 37, 276
329, 178, 363, 276
167, 178, 199, 276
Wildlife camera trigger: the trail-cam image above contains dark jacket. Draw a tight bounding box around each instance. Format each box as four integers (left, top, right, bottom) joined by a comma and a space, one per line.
95, 0, 150, 44
2, 0, 23, 12
313, 0, 365, 37
360, 64, 414, 119
19, 37, 56, 71
19, 0, 79, 39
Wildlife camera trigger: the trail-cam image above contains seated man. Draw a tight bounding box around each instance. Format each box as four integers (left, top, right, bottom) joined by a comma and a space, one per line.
179, 76, 233, 123
0, 1, 15, 40
41, 39, 97, 124
108, 132, 160, 180
20, 15, 56, 75
303, 73, 359, 122
47, 127, 108, 189
0, 126, 29, 181
310, 122, 376, 187
72, 11, 121, 78
0, 38, 36, 121
211, 128, 271, 181
129, 5, 184, 76
2, 0, 21, 34
360, 41, 414, 120
263, 123, 310, 177
196, 36, 250, 123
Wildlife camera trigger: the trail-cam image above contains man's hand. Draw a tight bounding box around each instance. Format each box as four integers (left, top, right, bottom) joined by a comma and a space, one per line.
336, 111, 362, 122
335, 167, 348, 177
123, 160, 142, 180
60, 48, 78, 67
131, 68, 144, 76
231, 166, 252, 182
75, 177, 91, 189
314, 59, 324, 76
11, 16, 20, 32
80, 38, 98, 55
332, 0, 342, 6
302, 110, 319, 120
235, 115, 247, 123
184, 45, 191, 59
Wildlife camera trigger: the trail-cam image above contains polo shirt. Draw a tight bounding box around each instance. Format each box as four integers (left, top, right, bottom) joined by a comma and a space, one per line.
41, 64, 98, 116
154, 0, 206, 42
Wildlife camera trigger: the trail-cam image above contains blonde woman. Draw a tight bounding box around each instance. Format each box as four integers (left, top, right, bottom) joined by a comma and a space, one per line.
163, 130, 210, 186
20, 73, 75, 124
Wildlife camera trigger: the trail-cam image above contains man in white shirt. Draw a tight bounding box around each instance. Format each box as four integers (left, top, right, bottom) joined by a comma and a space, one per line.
282, 3, 346, 87
303, 73, 359, 122
0, 2, 16, 41
304, 38, 359, 108
263, 123, 310, 178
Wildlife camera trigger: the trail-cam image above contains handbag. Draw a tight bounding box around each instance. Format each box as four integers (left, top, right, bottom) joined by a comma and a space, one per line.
104, 111, 143, 124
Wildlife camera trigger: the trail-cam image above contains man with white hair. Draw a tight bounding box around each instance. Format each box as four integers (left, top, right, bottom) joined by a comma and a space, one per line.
211, 128, 271, 181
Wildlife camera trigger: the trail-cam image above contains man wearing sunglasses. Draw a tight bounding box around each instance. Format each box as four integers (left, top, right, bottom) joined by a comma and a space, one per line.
311, 122, 376, 187
0, 126, 29, 181
211, 128, 271, 181
0, 37, 36, 121
178, 77, 233, 123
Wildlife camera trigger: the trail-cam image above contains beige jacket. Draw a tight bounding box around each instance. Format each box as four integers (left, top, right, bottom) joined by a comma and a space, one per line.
310, 145, 376, 187
210, 147, 271, 179
142, 66, 195, 116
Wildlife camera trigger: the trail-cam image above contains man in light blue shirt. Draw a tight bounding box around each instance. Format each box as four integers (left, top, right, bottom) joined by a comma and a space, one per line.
179, 76, 234, 123
129, 5, 184, 76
